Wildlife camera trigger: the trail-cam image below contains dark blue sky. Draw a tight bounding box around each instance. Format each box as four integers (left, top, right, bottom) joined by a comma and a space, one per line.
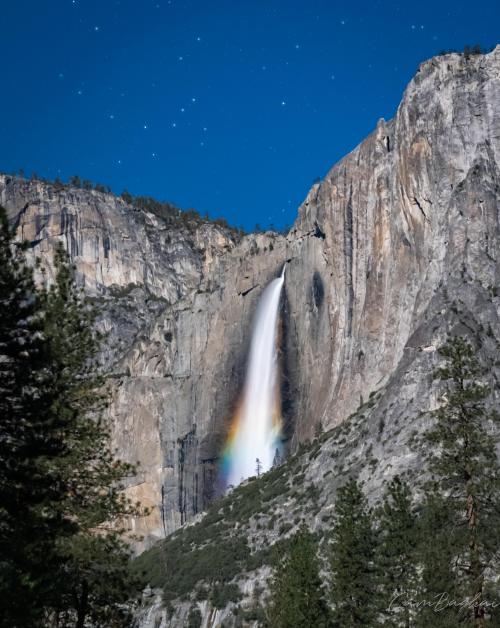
1, 1, 499, 230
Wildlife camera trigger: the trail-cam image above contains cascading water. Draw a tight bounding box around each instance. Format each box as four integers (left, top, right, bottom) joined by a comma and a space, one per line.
222, 265, 286, 488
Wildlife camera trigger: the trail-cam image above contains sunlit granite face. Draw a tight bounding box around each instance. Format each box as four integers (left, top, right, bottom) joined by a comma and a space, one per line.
2, 46, 500, 556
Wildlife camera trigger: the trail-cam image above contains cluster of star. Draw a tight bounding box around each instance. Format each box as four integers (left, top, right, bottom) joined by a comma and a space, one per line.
27, 0, 467, 231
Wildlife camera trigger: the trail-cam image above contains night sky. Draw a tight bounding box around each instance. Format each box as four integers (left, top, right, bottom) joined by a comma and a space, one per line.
1, 1, 499, 231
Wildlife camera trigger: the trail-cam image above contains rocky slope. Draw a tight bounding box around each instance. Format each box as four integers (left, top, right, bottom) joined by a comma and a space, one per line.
2, 45, 500, 561
131, 47, 500, 627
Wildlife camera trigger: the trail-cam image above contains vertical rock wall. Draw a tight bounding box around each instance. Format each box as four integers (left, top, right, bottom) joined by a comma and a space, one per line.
2, 46, 500, 546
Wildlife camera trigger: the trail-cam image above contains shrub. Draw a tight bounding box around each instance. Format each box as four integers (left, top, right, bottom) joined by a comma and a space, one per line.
187, 606, 202, 628
210, 583, 241, 608
279, 522, 293, 536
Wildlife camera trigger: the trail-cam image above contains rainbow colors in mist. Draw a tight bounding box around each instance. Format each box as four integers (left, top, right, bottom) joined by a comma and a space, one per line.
221, 267, 285, 488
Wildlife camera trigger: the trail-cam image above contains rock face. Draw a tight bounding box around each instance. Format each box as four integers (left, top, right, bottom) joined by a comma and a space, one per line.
3, 46, 500, 550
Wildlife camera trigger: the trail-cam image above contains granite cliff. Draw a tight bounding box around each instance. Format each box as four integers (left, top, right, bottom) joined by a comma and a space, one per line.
3, 46, 500, 559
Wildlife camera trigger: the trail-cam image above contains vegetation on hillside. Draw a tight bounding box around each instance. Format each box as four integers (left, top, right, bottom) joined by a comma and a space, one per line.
436, 44, 496, 57
3, 169, 500, 626
132, 458, 303, 600
4, 171, 252, 237
133, 332, 500, 627
270, 336, 500, 627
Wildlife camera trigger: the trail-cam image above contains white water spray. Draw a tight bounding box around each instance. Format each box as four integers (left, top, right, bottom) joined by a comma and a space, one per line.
226, 265, 286, 487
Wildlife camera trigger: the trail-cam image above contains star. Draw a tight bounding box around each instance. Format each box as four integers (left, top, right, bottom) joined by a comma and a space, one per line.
181, 107, 185, 113
143, 124, 148, 129
281, 100, 286, 106
117, 159, 122, 165
178, 55, 184, 61
172, 122, 177, 128
191, 97, 196, 103
152, 152, 157, 158
196, 36, 201, 42
94, 25, 100, 31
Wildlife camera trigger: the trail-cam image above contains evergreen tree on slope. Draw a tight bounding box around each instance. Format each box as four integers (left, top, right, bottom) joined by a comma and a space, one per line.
376, 476, 418, 627
267, 524, 331, 627
0, 207, 67, 627
42, 244, 144, 627
0, 211, 145, 627
329, 479, 379, 627
418, 336, 500, 627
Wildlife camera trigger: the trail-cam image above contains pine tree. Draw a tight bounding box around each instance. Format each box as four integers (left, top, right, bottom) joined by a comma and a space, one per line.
187, 605, 202, 628
41, 244, 144, 627
0, 206, 69, 627
419, 336, 500, 627
53, 176, 64, 190
376, 476, 418, 627
273, 448, 283, 467
414, 491, 462, 628
68, 175, 82, 188
0, 217, 144, 627
120, 189, 133, 204
256, 457, 262, 477
330, 479, 379, 627
266, 524, 331, 627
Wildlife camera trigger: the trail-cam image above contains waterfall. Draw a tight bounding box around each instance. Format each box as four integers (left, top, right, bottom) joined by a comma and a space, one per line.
222, 265, 286, 488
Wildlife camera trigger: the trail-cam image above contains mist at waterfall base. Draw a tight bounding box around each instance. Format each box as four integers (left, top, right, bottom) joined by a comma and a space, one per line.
221, 267, 286, 488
